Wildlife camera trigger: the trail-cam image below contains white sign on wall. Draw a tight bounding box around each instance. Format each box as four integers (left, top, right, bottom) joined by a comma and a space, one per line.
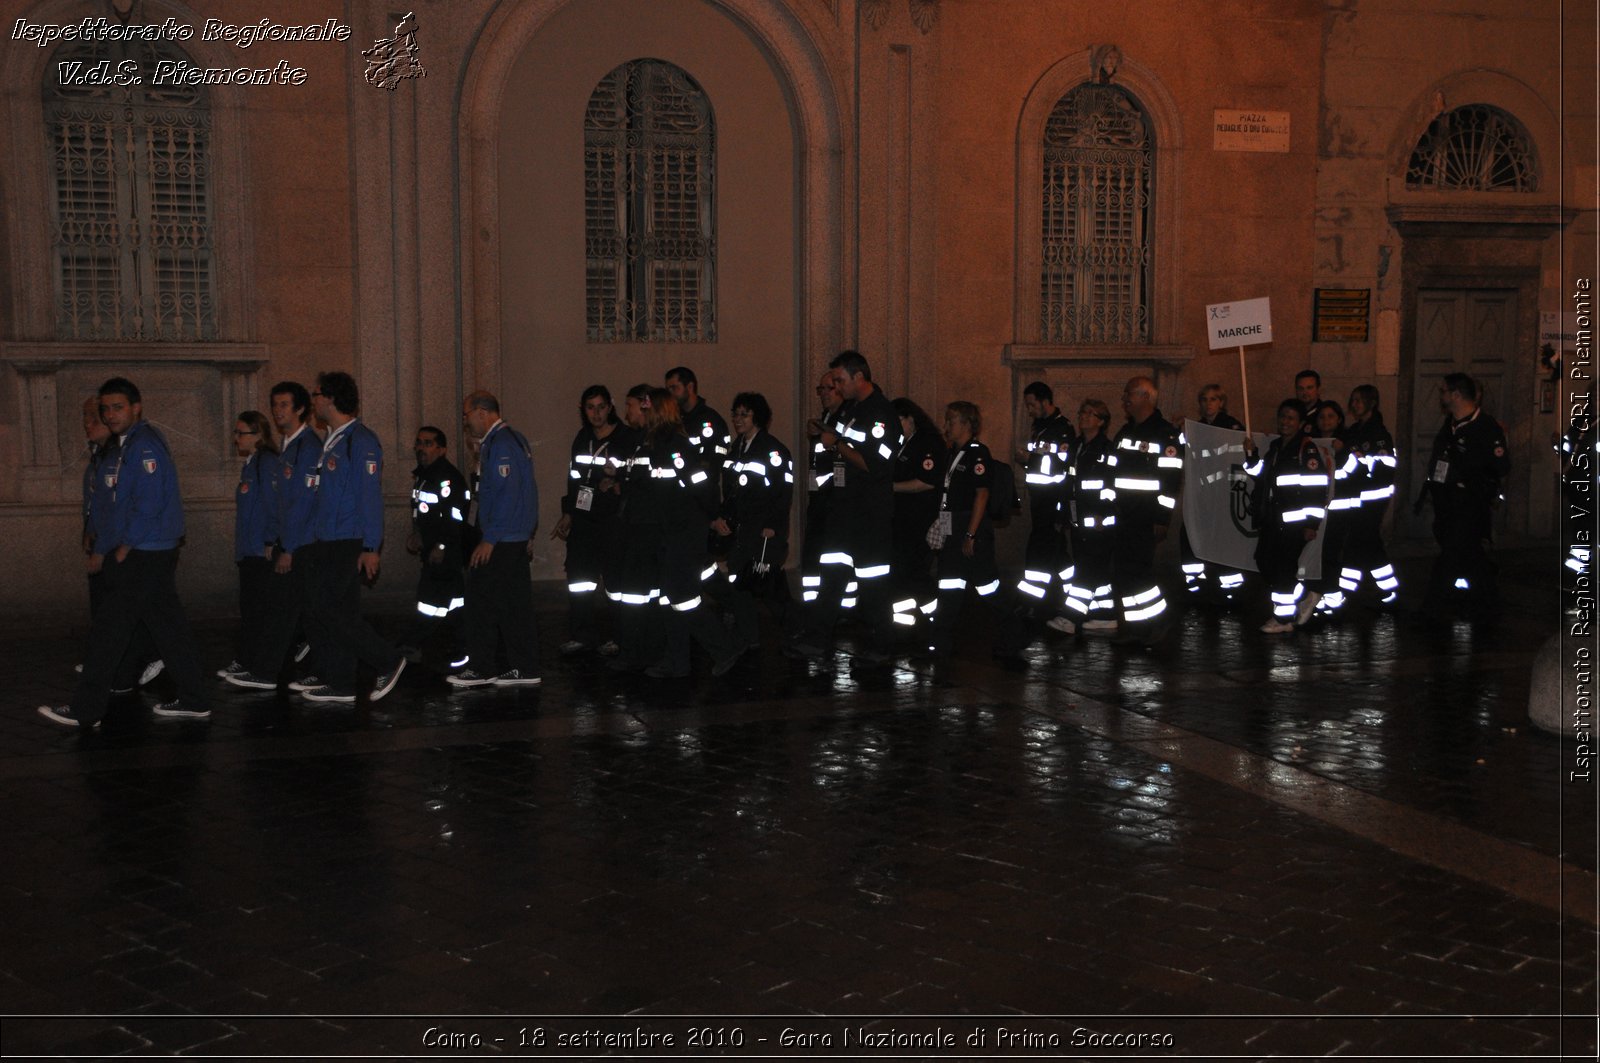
1213, 109, 1291, 153
1206, 297, 1273, 350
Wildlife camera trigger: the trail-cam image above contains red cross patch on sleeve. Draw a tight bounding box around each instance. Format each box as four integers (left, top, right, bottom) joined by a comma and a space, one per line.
1164, 446, 1178, 456
974, 462, 986, 476
1493, 446, 1505, 457
922, 457, 934, 471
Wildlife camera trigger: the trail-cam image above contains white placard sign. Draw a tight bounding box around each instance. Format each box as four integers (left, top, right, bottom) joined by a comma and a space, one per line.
1214, 109, 1291, 153
1207, 297, 1273, 350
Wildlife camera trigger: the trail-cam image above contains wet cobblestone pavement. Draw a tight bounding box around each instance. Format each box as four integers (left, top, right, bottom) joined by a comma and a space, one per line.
2, 545, 1595, 1058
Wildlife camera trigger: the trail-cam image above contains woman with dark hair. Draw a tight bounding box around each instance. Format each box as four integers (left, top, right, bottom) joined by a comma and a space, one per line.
889, 397, 946, 629
713, 391, 793, 652
551, 384, 627, 655
610, 388, 741, 677
1244, 400, 1329, 633
1340, 385, 1400, 606
222, 410, 281, 678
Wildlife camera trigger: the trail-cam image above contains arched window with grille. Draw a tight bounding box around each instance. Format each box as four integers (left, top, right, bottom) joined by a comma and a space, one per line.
585, 58, 716, 343
45, 38, 215, 341
1405, 104, 1537, 192
1040, 83, 1153, 345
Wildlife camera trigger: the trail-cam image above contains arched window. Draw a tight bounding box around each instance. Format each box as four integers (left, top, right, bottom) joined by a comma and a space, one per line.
45, 38, 215, 341
1040, 83, 1153, 345
1405, 104, 1537, 192
585, 59, 716, 343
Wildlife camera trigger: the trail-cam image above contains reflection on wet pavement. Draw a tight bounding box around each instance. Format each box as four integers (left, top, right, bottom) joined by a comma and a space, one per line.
3, 546, 1594, 1057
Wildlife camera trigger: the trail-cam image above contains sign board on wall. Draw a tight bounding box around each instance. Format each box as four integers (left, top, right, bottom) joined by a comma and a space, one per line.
1206, 297, 1273, 350
1213, 109, 1290, 153
1313, 288, 1371, 343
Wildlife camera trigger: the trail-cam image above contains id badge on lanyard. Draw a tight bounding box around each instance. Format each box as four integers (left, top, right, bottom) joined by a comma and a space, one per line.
832, 461, 847, 488
576, 486, 595, 512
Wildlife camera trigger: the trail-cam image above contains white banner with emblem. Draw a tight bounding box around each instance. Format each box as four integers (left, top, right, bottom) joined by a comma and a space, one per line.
1182, 419, 1329, 580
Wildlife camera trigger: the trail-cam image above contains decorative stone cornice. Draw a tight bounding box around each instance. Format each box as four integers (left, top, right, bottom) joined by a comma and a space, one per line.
908, 0, 938, 34
1385, 202, 1576, 239
860, 0, 938, 33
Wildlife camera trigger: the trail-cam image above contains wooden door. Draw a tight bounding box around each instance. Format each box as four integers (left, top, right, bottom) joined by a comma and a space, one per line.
1403, 288, 1516, 538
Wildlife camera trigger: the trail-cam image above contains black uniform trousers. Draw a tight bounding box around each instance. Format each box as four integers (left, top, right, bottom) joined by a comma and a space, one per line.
802, 497, 893, 647
300, 539, 402, 693
251, 554, 308, 679
464, 541, 540, 676
653, 521, 736, 674
88, 568, 157, 688
1111, 517, 1160, 615
931, 513, 999, 654
564, 515, 607, 645
718, 526, 789, 650
235, 555, 273, 665
1429, 500, 1496, 609
1255, 523, 1310, 611
71, 549, 209, 723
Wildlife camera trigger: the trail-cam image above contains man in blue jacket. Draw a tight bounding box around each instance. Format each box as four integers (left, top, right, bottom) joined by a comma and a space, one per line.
448, 390, 542, 687
295, 371, 407, 703
39, 378, 210, 727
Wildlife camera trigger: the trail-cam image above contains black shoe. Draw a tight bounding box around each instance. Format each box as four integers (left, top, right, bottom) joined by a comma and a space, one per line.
152, 700, 211, 720
712, 645, 746, 677
371, 658, 407, 701
37, 704, 97, 729
223, 670, 278, 690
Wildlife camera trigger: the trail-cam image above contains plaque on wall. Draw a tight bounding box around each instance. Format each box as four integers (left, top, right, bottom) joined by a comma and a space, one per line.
1313, 288, 1371, 343
1213, 109, 1290, 153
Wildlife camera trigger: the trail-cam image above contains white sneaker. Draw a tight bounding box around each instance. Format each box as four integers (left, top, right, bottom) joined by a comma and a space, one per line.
446, 669, 495, 688
287, 675, 322, 692
1045, 616, 1077, 635
152, 700, 211, 720
300, 685, 356, 703
1294, 590, 1321, 626
370, 657, 407, 701
493, 669, 542, 687
139, 659, 165, 686
38, 704, 97, 729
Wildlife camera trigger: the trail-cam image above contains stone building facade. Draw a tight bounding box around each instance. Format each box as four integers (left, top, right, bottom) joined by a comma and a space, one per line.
0, 0, 1593, 617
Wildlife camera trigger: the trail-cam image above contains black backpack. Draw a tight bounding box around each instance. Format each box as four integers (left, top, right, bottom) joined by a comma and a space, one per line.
987, 461, 1022, 525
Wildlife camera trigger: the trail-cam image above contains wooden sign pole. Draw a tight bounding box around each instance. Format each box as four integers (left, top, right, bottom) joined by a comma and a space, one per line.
1238, 344, 1252, 435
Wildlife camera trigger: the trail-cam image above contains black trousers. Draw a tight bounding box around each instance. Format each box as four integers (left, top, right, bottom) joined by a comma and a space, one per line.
71, 550, 209, 723
236, 556, 273, 664
88, 568, 156, 688
251, 552, 307, 678
564, 516, 608, 645
300, 539, 400, 692
1429, 504, 1497, 608
464, 541, 539, 675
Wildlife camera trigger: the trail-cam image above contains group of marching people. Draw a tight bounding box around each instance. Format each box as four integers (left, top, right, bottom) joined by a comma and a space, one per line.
40, 353, 1516, 730
548, 357, 1511, 668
